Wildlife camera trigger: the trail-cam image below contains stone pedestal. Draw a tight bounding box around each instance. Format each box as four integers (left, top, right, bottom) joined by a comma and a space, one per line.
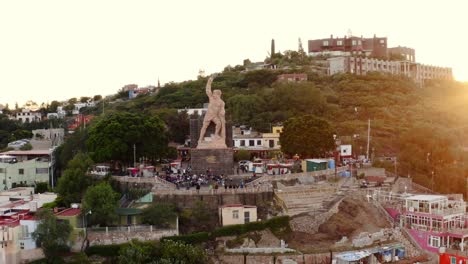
190, 148, 234, 176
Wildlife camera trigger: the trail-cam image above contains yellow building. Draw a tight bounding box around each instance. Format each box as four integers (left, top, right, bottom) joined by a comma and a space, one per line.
218, 204, 257, 226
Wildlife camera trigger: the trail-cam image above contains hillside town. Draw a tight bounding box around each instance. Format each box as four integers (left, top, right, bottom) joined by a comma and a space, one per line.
0, 4, 467, 263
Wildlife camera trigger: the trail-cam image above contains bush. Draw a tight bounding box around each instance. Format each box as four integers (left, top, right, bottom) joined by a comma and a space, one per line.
164, 216, 290, 244
162, 232, 210, 244
85, 243, 126, 257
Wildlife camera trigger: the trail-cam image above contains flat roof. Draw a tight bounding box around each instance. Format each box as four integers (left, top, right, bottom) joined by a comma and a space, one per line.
220, 204, 256, 208
407, 194, 447, 202
1, 150, 51, 156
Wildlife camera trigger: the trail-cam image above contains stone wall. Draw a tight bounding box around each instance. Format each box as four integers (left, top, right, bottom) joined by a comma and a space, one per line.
212, 252, 332, 264
154, 191, 274, 211
87, 229, 178, 246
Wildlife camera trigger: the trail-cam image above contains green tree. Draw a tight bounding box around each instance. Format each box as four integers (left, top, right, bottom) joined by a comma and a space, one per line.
56, 153, 93, 206
280, 115, 335, 158
87, 112, 169, 163
234, 149, 251, 161
159, 240, 207, 264
141, 203, 177, 228
117, 240, 157, 264
19, 143, 33, 150
93, 95, 103, 101
32, 209, 72, 261
82, 182, 119, 226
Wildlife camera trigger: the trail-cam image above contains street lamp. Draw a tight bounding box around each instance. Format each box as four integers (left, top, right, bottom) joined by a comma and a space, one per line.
81, 210, 92, 251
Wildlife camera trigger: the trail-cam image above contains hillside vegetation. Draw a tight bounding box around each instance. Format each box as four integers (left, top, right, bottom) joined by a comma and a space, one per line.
67, 67, 468, 196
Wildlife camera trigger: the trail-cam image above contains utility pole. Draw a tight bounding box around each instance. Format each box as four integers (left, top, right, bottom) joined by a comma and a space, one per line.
366, 119, 371, 161
133, 144, 136, 168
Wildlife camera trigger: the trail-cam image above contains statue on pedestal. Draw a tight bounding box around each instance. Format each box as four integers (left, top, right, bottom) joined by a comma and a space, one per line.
197, 74, 227, 149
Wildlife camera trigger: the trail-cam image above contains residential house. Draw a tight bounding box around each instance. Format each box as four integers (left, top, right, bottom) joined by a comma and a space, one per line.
219, 204, 257, 226
277, 73, 307, 82
15, 109, 41, 123
0, 150, 54, 189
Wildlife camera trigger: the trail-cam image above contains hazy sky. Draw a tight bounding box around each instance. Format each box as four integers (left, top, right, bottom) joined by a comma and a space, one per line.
1, 0, 466, 107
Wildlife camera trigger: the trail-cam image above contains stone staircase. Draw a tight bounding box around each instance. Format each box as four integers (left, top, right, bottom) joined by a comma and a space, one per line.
275, 183, 339, 216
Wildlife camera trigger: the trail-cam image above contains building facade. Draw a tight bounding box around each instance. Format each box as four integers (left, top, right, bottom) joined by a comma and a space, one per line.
308, 35, 388, 58
328, 56, 452, 84
219, 204, 257, 226
15, 110, 41, 123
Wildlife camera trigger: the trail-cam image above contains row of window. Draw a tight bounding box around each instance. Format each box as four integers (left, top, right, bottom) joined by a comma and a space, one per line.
0, 168, 49, 175
235, 139, 278, 148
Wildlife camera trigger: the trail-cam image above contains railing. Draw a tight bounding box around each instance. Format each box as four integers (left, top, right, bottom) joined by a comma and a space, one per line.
246, 167, 348, 186
153, 184, 273, 196
113, 176, 176, 188
88, 225, 171, 233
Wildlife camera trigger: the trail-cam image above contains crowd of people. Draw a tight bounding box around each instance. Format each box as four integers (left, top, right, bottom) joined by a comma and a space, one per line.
161, 165, 254, 192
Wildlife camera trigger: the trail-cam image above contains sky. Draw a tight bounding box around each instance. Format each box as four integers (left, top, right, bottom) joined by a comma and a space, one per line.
0, 0, 467, 107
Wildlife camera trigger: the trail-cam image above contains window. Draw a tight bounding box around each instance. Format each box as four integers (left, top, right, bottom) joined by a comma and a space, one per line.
269, 140, 274, 148
276, 129, 281, 134
380, 39, 385, 44
19, 169, 24, 175
257, 140, 261, 145
0, 168, 4, 173
450, 256, 456, 264
358, 40, 362, 45
232, 210, 239, 219
337, 40, 343, 46
240, 140, 245, 147
20, 242, 24, 250
323, 40, 329, 46
428, 235, 440, 248
36, 168, 48, 174
249, 140, 255, 147
352, 40, 357, 46
244, 211, 250, 223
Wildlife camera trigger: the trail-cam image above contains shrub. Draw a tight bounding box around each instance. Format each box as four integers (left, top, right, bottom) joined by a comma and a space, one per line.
85, 243, 126, 257
162, 232, 210, 244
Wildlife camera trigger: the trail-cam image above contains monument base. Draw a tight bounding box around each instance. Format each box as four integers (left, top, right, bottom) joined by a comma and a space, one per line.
190, 148, 234, 176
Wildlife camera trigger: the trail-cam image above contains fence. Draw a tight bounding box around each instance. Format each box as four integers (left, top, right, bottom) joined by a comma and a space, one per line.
153, 184, 273, 196
86, 225, 179, 246
246, 166, 348, 186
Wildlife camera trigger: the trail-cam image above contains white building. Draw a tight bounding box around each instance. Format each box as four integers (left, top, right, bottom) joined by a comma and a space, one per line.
72, 102, 95, 115
328, 57, 452, 84
15, 110, 41, 123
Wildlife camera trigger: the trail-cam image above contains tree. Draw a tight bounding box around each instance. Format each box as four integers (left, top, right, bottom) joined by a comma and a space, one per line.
141, 203, 177, 228
56, 153, 93, 206
93, 95, 102, 101
117, 240, 207, 264
117, 240, 157, 264
82, 182, 119, 226
48, 100, 61, 113
159, 240, 207, 264
234, 149, 251, 161
32, 209, 72, 261
87, 112, 169, 163
80, 97, 91, 103
280, 115, 335, 158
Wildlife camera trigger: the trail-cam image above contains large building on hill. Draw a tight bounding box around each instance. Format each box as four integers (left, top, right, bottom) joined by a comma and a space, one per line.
308, 34, 388, 58
328, 56, 453, 84
309, 33, 452, 84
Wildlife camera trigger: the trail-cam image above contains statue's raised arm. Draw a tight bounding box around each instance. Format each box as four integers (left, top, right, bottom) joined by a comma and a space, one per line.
205, 75, 215, 98
205, 74, 218, 97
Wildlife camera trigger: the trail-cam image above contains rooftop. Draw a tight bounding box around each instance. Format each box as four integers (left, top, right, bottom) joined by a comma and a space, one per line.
0, 150, 51, 156
407, 194, 447, 202
220, 204, 256, 208
55, 208, 81, 217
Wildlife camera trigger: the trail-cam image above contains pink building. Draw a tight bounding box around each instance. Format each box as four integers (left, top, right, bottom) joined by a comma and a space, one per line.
379, 192, 467, 254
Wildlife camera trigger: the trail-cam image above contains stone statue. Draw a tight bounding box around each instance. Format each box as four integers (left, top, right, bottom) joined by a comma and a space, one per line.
197, 74, 227, 149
